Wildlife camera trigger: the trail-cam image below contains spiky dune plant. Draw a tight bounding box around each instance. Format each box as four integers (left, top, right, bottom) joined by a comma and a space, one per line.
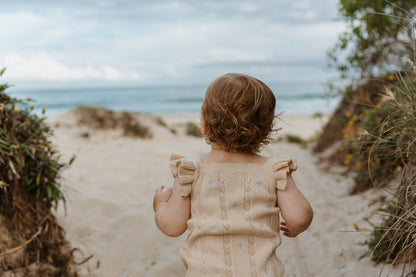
351, 74, 413, 192
0, 69, 81, 276
362, 64, 416, 275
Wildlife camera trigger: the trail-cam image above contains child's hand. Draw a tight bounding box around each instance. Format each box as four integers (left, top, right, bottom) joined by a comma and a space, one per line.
280, 221, 298, 237
153, 185, 173, 212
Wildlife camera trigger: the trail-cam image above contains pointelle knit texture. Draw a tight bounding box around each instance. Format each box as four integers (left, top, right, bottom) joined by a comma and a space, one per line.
169, 153, 298, 277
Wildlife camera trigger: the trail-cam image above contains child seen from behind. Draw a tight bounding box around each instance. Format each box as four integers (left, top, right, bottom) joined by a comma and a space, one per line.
153, 73, 313, 276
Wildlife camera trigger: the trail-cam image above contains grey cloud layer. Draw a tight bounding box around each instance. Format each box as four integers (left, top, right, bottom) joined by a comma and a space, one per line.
1, 0, 343, 85
5, 0, 339, 23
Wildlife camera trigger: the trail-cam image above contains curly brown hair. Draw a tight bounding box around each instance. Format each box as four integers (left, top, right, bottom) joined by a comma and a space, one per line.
201, 73, 277, 153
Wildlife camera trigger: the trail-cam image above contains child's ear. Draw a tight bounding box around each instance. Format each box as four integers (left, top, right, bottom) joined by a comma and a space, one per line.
201, 117, 209, 135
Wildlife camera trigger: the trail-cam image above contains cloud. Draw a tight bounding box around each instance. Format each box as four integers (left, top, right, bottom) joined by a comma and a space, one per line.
0, 0, 345, 85
1, 53, 145, 82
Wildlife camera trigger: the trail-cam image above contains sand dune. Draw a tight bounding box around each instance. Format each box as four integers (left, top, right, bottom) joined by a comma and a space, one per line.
49, 112, 402, 277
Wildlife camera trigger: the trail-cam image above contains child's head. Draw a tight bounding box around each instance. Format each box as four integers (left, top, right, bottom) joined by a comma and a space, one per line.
201, 73, 276, 153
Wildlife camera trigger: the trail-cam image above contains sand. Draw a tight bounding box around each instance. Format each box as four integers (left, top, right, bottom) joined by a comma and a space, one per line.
49, 112, 402, 277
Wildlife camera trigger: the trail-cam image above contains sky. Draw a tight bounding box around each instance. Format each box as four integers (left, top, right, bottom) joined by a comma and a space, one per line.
0, 0, 345, 88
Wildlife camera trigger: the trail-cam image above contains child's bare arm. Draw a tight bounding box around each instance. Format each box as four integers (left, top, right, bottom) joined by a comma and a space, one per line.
276, 173, 313, 237
153, 178, 191, 237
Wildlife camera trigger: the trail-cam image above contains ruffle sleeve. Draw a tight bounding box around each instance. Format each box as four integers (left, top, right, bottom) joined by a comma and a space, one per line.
272, 158, 298, 191
169, 153, 199, 198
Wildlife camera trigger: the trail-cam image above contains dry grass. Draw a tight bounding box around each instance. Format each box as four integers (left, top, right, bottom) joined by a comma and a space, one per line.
316, 61, 416, 274
315, 73, 408, 193
75, 106, 152, 138
366, 164, 416, 275
360, 68, 416, 275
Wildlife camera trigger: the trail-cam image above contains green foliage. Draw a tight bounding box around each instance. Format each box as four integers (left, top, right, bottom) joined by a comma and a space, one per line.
314, 85, 354, 152
314, 113, 349, 152
364, 167, 416, 269
0, 85, 69, 209
186, 122, 202, 137
75, 106, 152, 138
357, 74, 415, 190
319, 0, 416, 191
322, 1, 416, 271
0, 69, 79, 276
286, 134, 308, 148
329, 0, 416, 80
121, 112, 152, 138
364, 202, 397, 261
0, 67, 8, 93
337, 71, 416, 271
352, 99, 401, 192
319, 73, 414, 193
76, 105, 118, 129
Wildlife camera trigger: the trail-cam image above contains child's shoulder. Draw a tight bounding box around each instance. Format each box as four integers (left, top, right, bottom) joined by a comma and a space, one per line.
170, 153, 297, 167
270, 157, 298, 190
170, 153, 297, 171
270, 156, 298, 170
169, 153, 298, 194
169, 153, 200, 198
169, 153, 200, 174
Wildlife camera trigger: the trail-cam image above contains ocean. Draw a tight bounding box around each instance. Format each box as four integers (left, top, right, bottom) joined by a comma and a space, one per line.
6, 81, 340, 116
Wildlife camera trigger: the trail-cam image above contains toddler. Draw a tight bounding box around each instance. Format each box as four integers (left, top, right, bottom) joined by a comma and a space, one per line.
153, 73, 313, 277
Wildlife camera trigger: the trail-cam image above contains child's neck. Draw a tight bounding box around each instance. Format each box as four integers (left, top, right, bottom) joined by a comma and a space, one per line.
203, 145, 267, 164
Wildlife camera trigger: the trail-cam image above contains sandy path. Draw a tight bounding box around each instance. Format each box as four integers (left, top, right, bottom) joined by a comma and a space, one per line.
50, 112, 401, 277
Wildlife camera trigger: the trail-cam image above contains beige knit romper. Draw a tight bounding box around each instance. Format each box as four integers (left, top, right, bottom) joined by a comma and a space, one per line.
170, 154, 298, 277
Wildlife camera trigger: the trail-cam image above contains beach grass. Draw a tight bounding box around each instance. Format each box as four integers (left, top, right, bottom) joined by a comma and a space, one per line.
316, 65, 416, 273
0, 69, 81, 276
286, 134, 308, 148
185, 122, 202, 137
75, 106, 152, 138
361, 69, 416, 272
314, 73, 403, 193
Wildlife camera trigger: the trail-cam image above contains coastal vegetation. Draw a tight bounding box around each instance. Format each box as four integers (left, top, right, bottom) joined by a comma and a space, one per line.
75, 106, 152, 138
185, 122, 203, 137
0, 69, 81, 276
285, 134, 308, 148
316, 1, 416, 274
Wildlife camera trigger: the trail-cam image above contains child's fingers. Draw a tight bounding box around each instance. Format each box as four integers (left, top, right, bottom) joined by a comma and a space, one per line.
156, 187, 173, 202
280, 225, 298, 237
283, 232, 297, 238
155, 185, 165, 193
280, 223, 299, 237
280, 226, 289, 232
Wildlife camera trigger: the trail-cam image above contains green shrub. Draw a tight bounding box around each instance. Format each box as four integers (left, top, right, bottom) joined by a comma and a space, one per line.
361, 70, 416, 272
75, 106, 152, 138
186, 122, 202, 137
314, 85, 355, 152
365, 164, 416, 271
75, 105, 117, 129
286, 134, 308, 148
121, 112, 152, 138
0, 68, 79, 276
